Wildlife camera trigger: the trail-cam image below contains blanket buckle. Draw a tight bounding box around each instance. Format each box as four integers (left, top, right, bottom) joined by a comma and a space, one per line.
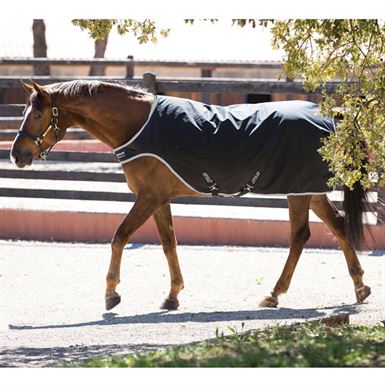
208, 183, 220, 197
234, 170, 261, 197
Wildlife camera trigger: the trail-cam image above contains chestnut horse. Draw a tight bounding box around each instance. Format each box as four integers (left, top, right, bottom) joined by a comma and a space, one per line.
10, 80, 371, 311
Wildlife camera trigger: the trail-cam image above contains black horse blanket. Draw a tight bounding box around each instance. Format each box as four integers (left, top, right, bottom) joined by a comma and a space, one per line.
113, 96, 335, 196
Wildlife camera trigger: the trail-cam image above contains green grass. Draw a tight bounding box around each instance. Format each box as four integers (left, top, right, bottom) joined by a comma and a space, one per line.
72, 323, 385, 368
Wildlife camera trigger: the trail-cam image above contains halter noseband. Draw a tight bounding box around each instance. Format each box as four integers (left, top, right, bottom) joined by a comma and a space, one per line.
17, 94, 60, 160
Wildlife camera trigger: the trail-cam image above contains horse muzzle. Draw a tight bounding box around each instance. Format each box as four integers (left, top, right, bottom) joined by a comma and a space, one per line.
10, 149, 33, 168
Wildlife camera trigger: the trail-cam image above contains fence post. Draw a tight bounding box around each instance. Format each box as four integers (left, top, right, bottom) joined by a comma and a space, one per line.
142, 72, 157, 94
201, 68, 212, 104
377, 183, 385, 225
126, 55, 134, 79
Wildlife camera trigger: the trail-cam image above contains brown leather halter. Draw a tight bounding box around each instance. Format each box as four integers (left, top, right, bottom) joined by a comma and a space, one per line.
17, 94, 60, 160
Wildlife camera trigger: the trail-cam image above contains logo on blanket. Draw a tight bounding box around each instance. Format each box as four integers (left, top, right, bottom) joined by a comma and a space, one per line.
202, 172, 214, 184
250, 171, 261, 185
115, 151, 126, 159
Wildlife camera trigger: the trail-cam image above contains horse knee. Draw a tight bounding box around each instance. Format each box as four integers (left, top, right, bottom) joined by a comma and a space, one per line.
111, 228, 129, 252
162, 237, 177, 253
291, 224, 310, 246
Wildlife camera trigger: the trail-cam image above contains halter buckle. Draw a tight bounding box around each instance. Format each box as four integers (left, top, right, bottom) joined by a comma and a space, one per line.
52, 107, 59, 117
34, 137, 43, 146
39, 151, 48, 160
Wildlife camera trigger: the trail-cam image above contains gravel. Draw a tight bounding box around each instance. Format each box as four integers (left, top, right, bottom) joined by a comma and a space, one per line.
0, 240, 384, 367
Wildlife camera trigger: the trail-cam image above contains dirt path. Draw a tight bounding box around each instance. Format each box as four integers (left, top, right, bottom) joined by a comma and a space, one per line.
0, 241, 384, 367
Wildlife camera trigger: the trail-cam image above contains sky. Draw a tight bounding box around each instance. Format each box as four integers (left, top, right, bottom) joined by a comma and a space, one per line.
0, 19, 284, 62
1, 0, 384, 63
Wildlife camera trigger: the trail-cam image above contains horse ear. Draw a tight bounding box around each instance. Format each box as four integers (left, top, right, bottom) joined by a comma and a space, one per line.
20, 79, 33, 94
31, 80, 49, 98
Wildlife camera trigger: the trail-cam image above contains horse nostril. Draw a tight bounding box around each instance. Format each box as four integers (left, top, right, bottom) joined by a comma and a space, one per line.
10, 152, 19, 165
10, 151, 32, 167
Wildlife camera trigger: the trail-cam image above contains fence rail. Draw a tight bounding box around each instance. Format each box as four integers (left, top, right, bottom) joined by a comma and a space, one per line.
0, 148, 294, 208
0, 128, 91, 140
0, 149, 114, 162
0, 75, 342, 94
0, 148, 381, 215
0, 104, 24, 116
0, 57, 284, 69
0, 66, 382, 224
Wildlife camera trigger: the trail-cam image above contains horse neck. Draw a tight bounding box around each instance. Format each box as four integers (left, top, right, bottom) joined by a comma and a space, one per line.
61, 92, 154, 149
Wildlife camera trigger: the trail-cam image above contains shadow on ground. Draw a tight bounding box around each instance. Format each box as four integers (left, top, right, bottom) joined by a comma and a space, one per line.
8, 304, 360, 331
0, 342, 168, 368
2, 304, 362, 367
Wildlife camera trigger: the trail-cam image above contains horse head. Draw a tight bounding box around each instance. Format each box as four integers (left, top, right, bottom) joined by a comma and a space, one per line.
10, 80, 68, 167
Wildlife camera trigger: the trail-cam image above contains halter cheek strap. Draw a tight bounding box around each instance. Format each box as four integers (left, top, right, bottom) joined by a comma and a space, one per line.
17, 94, 60, 160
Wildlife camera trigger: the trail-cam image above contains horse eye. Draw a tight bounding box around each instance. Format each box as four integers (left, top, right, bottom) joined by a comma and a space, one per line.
33, 113, 42, 120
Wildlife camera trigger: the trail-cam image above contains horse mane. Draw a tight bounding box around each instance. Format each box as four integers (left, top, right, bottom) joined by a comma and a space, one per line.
47, 80, 150, 99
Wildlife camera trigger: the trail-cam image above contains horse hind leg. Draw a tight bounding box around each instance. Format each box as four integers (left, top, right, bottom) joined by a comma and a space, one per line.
259, 195, 311, 308
153, 203, 184, 310
310, 195, 370, 303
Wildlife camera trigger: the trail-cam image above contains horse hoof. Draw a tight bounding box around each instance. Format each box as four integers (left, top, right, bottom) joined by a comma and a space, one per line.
105, 295, 121, 310
355, 285, 371, 303
259, 296, 279, 308
160, 298, 179, 310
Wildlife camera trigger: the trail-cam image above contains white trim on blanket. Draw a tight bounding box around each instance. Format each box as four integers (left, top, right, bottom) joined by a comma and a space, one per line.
113, 95, 159, 153
286, 191, 330, 196
118, 153, 332, 197
119, 153, 211, 196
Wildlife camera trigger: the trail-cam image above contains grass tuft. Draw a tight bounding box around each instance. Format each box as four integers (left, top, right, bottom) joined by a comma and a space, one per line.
69, 322, 385, 368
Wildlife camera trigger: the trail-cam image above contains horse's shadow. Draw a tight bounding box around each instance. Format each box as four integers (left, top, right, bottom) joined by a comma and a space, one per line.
9, 304, 360, 331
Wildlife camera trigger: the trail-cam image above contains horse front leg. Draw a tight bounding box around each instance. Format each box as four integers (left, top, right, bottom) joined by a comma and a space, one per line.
153, 203, 184, 310
105, 192, 164, 310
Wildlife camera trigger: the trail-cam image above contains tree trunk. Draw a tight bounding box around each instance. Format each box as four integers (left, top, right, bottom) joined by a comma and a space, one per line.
32, 19, 50, 76
89, 36, 109, 76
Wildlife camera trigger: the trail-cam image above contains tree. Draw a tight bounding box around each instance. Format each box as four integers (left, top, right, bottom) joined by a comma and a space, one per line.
72, 19, 385, 190
73, 20, 170, 77
32, 19, 50, 76
72, 19, 169, 43
256, 19, 385, 190
89, 35, 109, 76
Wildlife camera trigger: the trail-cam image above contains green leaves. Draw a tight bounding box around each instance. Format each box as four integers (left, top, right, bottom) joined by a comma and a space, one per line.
263, 19, 385, 188
72, 19, 169, 44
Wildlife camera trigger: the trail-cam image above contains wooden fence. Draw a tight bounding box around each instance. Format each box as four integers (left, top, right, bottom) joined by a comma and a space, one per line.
2, 147, 377, 212
0, 57, 284, 76
0, 74, 342, 95
0, 62, 383, 227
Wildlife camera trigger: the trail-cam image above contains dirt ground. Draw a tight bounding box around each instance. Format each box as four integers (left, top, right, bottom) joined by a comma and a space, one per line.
0, 240, 384, 367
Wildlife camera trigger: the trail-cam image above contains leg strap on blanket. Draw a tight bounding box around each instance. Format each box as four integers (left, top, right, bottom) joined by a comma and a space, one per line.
202, 170, 261, 197
234, 184, 254, 197
234, 170, 261, 197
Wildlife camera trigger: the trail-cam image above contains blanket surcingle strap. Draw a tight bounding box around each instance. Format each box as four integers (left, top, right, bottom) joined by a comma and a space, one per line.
113, 95, 336, 197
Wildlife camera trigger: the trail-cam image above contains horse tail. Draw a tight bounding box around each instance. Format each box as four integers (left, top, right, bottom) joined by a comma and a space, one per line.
342, 143, 370, 251
343, 183, 369, 251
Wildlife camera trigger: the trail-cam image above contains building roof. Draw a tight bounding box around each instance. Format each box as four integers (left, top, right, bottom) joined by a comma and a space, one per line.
0, 19, 284, 62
